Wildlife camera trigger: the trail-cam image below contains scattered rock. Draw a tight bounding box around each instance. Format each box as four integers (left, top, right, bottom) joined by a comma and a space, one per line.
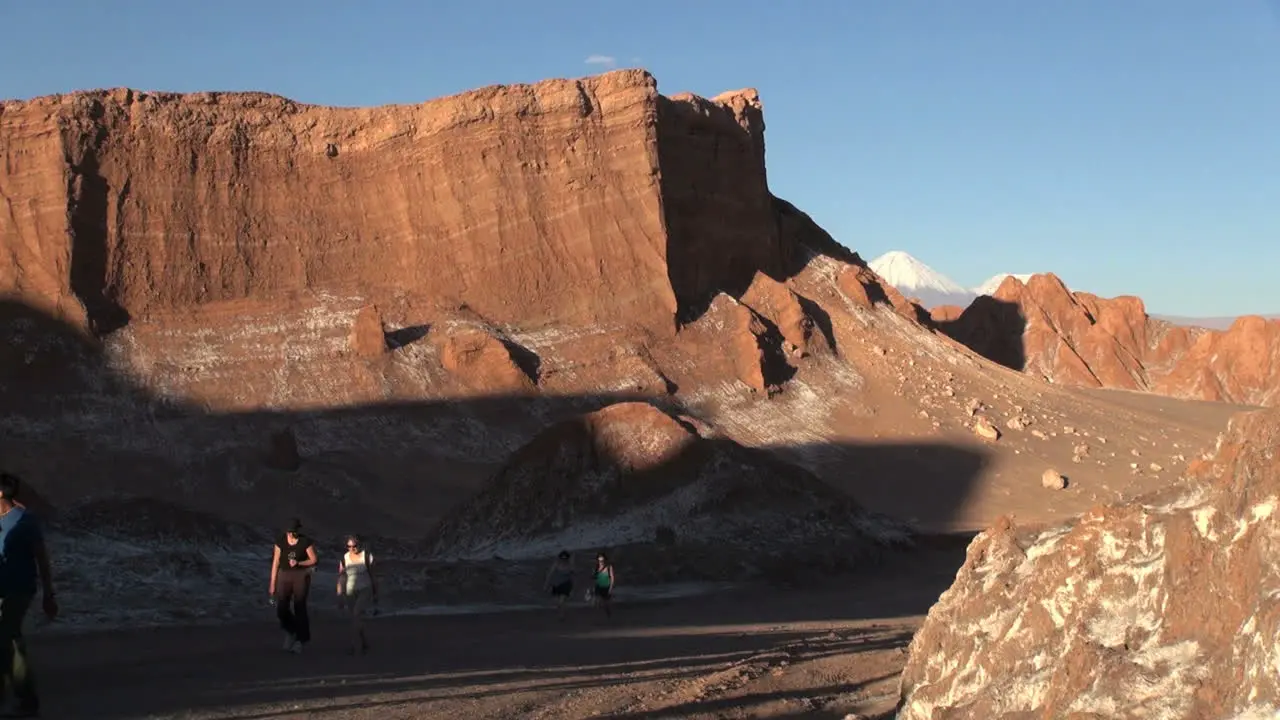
965, 398, 984, 417
1031, 429, 1048, 440
1040, 469, 1066, 490
1005, 414, 1032, 431
973, 417, 1001, 441
1148, 462, 1163, 473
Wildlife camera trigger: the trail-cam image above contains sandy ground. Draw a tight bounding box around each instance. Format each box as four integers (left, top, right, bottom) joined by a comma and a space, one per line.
25, 539, 968, 720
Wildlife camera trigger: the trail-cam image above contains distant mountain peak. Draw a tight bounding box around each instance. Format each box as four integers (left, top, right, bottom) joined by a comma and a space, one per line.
974, 273, 1036, 296
868, 251, 969, 296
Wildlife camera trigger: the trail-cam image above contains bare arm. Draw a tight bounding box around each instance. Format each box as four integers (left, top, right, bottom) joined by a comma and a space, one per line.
336, 558, 346, 595
368, 553, 379, 597
608, 566, 615, 590
269, 545, 280, 595
300, 544, 318, 568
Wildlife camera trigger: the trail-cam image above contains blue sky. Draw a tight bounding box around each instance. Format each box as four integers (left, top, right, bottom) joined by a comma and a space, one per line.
3, 1, 1278, 315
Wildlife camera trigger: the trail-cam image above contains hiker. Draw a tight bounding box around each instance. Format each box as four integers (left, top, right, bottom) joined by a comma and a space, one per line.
269, 519, 317, 654
336, 534, 377, 655
544, 550, 574, 619
592, 552, 615, 618
0, 473, 58, 718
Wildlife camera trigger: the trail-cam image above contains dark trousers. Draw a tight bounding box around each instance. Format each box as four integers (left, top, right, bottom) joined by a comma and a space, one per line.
275, 569, 312, 643
0, 593, 37, 713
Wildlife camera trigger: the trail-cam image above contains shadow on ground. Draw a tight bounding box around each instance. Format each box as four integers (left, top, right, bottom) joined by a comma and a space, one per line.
0, 297, 985, 718
35, 541, 968, 718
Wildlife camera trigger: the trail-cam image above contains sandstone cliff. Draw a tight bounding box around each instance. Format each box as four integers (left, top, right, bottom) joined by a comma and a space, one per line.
938, 273, 1280, 407
897, 406, 1280, 719
1, 70, 912, 412
2, 70, 927, 523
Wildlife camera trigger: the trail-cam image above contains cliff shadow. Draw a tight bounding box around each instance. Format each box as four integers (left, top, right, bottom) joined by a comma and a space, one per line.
0, 294, 990, 544
931, 296, 1028, 372
0, 295, 994, 718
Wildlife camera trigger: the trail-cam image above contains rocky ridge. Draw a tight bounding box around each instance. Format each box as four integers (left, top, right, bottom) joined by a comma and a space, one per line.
936, 273, 1280, 407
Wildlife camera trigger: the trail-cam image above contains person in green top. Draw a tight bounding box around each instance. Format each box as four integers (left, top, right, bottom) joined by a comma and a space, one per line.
592, 552, 615, 618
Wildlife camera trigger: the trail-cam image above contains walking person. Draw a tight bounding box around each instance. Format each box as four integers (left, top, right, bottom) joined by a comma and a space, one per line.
269, 519, 318, 654
544, 550, 574, 620
0, 473, 58, 718
335, 535, 377, 655
592, 552, 615, 619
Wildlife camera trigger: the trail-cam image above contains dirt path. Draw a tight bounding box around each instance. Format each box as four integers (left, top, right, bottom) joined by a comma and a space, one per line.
27, 542, 966, 719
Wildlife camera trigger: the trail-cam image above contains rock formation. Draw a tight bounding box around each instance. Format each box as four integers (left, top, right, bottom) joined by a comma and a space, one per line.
897, 406, 1280, 719
0, 70, 918, 528
939, 274, 1280, 407
424, 401, 908, 564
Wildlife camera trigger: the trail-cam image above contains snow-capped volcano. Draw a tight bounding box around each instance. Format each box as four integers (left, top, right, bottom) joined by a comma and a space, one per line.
974, 273, 1035, 296
867, 251, 1052, 309
867, 251, 977, 308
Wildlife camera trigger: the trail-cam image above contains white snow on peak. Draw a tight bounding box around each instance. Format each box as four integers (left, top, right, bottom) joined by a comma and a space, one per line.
868, 251, 969, 295
867, 251, 976, 308
974, 273, 1036, 296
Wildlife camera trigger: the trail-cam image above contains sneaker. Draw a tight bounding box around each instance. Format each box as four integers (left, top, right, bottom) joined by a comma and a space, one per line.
290, 640, 304, 655
282, 632, 297, 651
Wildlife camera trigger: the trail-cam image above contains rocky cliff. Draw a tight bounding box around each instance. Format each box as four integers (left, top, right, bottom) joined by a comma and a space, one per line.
897, 406, 1280, 719
937, 273, 1280, 407
0, 70, 920, 523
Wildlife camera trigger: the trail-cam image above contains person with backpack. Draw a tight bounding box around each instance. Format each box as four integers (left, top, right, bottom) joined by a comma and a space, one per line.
269, 519, 318, 654
0, 472, 58, 718
335, 534, 377, 655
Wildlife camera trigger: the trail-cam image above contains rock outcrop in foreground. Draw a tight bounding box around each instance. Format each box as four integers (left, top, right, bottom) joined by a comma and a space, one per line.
937, 274, 1280, 407
897, 406, 1280, 719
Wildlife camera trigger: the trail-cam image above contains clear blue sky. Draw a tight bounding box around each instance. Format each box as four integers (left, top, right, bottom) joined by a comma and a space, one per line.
4, 1, 1278, 316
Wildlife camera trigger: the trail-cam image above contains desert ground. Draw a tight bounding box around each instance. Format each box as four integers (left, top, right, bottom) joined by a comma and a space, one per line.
26, 388, 1244, 719
33, 538, 965, 720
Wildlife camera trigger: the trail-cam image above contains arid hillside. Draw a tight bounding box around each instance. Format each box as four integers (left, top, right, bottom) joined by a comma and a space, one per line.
935, 273, 1280, 407
0, 71, 1245, 631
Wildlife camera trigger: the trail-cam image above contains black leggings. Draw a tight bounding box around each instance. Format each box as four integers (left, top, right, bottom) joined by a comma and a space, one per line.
275, 570, 312, 643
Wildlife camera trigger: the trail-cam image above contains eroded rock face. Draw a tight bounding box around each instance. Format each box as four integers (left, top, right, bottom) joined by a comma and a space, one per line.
941, 274, 1280, 406
1, 70, 917, 533
0, 70, 785, 339
897, 407, 1280, 719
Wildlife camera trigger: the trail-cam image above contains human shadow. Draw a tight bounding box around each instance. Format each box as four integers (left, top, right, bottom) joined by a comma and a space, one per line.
929, 295, 1029, 372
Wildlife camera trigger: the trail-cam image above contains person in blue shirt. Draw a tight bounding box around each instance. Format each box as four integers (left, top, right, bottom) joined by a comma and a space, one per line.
0, 472, 58, 718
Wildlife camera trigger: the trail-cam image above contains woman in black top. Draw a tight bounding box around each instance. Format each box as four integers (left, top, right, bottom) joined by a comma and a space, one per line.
269, 519, 318, 653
